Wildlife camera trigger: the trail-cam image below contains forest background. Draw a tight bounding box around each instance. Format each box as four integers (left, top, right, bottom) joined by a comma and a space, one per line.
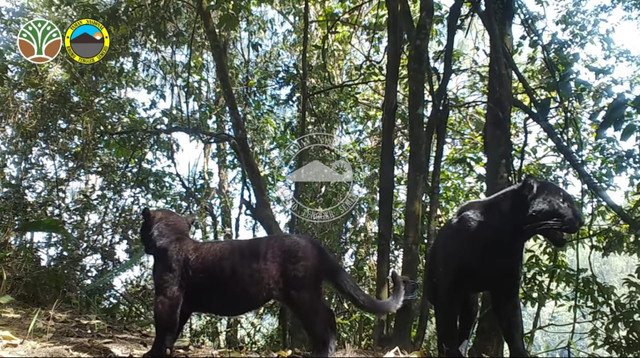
0, 0, 639, 356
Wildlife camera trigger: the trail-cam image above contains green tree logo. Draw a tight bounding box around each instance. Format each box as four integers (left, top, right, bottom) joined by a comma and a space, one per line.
17, 19, 62, 64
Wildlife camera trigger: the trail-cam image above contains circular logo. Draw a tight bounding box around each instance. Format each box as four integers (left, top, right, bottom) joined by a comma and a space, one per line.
279, 133, 360, 223
64, 19, 110, 64
17, 19, 62, 63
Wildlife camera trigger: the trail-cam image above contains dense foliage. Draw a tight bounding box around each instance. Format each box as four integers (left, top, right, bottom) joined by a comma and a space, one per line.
0, 0, 638, 356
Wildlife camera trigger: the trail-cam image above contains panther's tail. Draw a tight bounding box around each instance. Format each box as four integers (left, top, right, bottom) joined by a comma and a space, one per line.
321, 248, 405, 314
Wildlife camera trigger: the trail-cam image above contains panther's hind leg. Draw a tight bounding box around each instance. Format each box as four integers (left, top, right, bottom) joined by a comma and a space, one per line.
457, 293, 479, 355
176, 305, 192, 342
284, 288, 337, 357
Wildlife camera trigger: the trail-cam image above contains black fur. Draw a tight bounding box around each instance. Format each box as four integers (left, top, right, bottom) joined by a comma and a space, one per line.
426, 176, 584, 357
140, 208, 405, 357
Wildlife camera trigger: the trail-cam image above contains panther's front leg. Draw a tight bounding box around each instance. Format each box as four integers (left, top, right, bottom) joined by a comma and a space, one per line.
144, 290, 185, 357
490, 288, 529, 357
434, 293, 463, 357
456, 292, 479, 353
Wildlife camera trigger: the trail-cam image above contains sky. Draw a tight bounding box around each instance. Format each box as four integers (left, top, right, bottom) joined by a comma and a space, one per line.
70, 24, 100, 39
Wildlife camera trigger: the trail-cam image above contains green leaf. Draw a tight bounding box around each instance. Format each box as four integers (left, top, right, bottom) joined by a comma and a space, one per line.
621, 124, 636, 142
596, 94, 627, 139
538, 98, 551, 119
0, 295, 14, 304
632, 95, 640, 110
220, 12, 240, 31
574, 78, 593, 89
14, 219, 70, 237
26, 308, 40, 340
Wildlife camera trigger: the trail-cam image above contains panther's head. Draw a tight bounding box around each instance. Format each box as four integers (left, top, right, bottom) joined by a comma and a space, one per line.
140, 208, 196, 254
520, 176, 584, 247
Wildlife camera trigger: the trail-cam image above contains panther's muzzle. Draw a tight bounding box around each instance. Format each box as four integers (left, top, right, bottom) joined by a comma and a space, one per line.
539, 210, 584, 248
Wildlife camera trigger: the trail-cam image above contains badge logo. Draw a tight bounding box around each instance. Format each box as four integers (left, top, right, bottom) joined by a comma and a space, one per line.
65, 19, 110, 64
279, 133, 360, 223
17, 19, 62, 63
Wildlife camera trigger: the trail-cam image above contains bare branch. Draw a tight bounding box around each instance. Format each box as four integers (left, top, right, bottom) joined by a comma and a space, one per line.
197, 1, 284, 235
309, 79, 386, 97
167, 138, 217, 224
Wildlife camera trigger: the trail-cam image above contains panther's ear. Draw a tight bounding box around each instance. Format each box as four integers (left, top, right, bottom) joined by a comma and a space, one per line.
521, 175, 538, 200
185, 215, 196, 227
142, 207, 152, 221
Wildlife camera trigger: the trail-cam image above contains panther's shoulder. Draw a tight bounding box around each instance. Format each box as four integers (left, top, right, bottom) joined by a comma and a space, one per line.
455, 198, 485, 216
450, 184, 523, 229
450, 203, 485, 231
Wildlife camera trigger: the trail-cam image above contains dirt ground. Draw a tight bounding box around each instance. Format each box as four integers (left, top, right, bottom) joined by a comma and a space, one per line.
0, 304, 423, 357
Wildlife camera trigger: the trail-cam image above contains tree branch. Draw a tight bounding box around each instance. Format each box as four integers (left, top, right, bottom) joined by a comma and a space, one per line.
513, 98, 640, 234
484, 6, 640, 234
109, 125, 270, 228
110, 125, 235, 142
398, 0, 416, 43
167, 138, 217, 225
197, 1, 283, 235
109, 125, 242, 158
434, 0, 463, 109
309, 78, 387, 97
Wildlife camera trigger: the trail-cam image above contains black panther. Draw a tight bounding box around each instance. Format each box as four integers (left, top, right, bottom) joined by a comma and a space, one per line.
140, 208, 406, 357
426, 176, 584, 357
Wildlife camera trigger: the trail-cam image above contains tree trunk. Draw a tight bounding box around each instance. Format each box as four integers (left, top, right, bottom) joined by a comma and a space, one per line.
285, 0, 311, 351
216, 114, 233, 242
414, 0, 462, 347
393, 0, 433, 350
470, 0, 515, 356
414, 104, 449, 347
373, 0, 402, 348
215, 107, 239, 348
197, 1, 282, 235
483, 0, 514, 195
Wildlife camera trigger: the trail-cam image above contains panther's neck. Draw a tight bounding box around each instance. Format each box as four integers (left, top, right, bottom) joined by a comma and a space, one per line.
485, 186, 528, 217
480, 186, 533, 240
